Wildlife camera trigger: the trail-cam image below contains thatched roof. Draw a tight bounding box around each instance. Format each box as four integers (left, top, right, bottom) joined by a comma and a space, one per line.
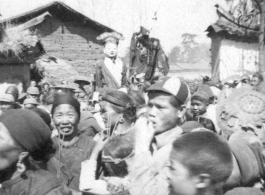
0, 29, 45, 64
206, 4, 259, 43
0, 1, 119, 33
33, 56, 80, 86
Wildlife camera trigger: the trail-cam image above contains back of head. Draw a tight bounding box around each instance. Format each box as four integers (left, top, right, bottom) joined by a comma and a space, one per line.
27, 107, 51, 129
171, 131, 233, 185
42, 91, 57, 105
0, 109, 55, 168
102, 132, 134, 177
5, 85, 19, 101
127, 90, 145, 107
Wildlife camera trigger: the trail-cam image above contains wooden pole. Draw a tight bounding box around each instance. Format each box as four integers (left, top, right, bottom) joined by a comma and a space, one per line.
259, 0, 265, 73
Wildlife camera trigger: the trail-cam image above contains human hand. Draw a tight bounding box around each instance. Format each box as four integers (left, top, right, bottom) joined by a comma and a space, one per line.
134, 116, 155, 154
104, 177, 124, 194
90, 132, 109, 160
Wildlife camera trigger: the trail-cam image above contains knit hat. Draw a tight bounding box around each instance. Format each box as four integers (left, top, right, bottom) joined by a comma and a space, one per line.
147, 76, 189, 105
51, 94, 80, 117
197, 84, 214, 98
27, 87, 40, 95
0, 109, 51, 155
191, 90, 210, 101
0, 94, 15, 103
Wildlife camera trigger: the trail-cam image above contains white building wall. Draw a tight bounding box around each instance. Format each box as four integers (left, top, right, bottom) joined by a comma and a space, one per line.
219, 40, 259, 80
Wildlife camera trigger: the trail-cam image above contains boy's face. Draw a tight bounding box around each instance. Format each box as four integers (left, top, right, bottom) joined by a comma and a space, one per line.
191, 99, 208, 116
169, 155, 198, 195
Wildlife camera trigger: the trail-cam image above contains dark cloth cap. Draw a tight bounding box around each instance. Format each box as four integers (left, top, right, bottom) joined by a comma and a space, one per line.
51, 94, 80, 117
0, 109, 51, 154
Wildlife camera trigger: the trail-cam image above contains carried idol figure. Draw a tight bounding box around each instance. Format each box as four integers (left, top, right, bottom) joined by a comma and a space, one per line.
95, 32, 128, 92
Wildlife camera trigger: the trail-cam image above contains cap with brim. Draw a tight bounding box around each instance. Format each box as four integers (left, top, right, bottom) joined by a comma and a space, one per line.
74, 79, 90, 85
52, 84, 76, 91
147, 76, 189, 104
27, 87, 40, 95
0, 94, 15, 103
23, 98, 39, 105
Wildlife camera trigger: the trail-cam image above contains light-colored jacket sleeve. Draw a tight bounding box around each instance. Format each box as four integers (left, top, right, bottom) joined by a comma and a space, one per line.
127, 151, 170, 195
79, 159, 110, 195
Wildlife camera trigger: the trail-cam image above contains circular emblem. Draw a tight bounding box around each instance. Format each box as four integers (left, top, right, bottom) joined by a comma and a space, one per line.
239, 94, 265, 114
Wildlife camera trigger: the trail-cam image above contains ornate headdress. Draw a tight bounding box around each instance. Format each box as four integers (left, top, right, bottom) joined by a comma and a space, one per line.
96, 32, 124, 45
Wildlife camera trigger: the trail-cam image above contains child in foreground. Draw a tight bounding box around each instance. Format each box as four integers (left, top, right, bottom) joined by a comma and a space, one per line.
169, 131, 233, 195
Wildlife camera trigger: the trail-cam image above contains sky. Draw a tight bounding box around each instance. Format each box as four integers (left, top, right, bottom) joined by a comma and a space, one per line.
0, 0, 225, 56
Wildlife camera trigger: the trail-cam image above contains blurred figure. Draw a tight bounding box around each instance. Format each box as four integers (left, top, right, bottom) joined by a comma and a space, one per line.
0, 94, 16, 110
0, 109, 75, 194
5, 85, 19, 102
23, 98, 39, 109
30, 80, 37, 87
251, 72, 263, 88
26, 87, 40, 102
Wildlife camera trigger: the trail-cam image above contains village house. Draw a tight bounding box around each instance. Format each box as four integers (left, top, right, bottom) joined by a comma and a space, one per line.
0, 1, 119, 92
206, 4, 259, 82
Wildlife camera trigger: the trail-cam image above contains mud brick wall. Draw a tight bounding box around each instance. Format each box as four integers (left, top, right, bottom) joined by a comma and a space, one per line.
32, 17, 105, 80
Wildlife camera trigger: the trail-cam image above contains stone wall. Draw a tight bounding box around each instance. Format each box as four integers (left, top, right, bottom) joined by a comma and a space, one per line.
32, 17, 105, 80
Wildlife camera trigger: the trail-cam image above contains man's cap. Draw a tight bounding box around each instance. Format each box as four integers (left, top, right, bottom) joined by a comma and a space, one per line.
0, 94, 15, 103
147, 76, 189, 104
23, 98, 39, 105
27, 87, 40, 95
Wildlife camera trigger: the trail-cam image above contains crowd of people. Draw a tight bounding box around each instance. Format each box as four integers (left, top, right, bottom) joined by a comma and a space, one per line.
1, 31, 265, 195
